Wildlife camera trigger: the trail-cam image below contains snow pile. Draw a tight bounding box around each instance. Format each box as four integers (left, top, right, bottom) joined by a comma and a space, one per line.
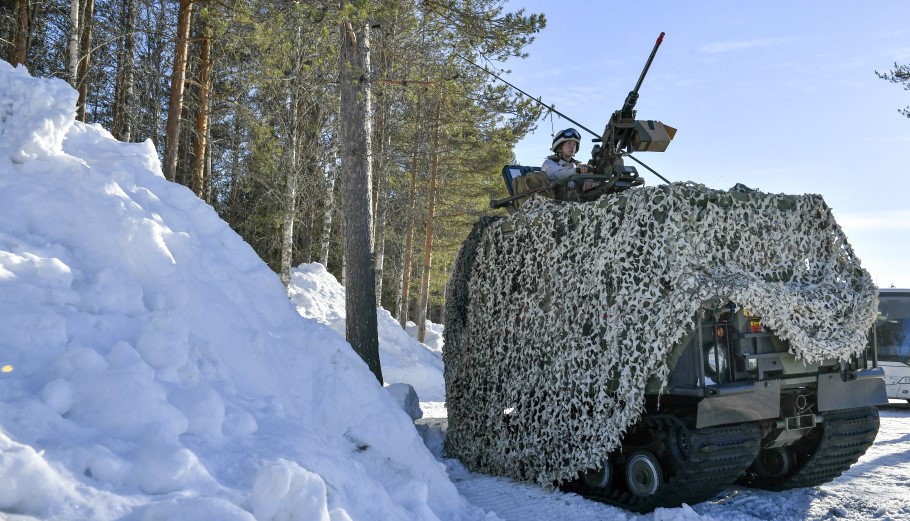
289, 263, 445, 402
0, 60, 76, 163
443, 183, 877, 486
0, 60, 467, 520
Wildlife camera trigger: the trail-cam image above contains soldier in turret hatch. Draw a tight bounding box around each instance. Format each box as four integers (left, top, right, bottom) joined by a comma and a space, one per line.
541, 128, 594, 202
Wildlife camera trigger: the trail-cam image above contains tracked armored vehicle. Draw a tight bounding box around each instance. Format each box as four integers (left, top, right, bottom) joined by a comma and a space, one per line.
443, 35, 886, 513
444, 186, 885, 512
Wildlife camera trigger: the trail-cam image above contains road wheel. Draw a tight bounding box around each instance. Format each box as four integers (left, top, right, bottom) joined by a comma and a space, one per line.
626, 450, 664, 497
581, 458, 613, 490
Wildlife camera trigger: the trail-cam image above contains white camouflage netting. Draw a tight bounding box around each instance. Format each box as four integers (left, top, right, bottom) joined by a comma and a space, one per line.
443, 182, 877, 486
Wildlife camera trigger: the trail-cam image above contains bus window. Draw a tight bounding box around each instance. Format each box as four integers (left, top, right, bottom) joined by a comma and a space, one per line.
876, 289, 910, 363
876, 288, 910, 402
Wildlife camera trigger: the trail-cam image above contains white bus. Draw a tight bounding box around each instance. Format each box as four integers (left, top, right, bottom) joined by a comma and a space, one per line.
872, 288, 910, 402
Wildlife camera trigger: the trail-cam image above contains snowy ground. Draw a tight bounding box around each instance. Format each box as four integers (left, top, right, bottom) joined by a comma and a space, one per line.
417, 403, 910, 521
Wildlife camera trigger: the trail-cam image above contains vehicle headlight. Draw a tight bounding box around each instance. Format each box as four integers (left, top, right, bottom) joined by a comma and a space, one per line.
704, 342, 728, 376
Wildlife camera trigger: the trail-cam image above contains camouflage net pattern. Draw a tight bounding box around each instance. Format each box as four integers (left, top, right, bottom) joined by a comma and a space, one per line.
443, 182, 877, 486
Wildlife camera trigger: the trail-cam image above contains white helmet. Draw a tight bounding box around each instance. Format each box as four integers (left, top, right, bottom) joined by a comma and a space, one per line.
551, 128, 582, 152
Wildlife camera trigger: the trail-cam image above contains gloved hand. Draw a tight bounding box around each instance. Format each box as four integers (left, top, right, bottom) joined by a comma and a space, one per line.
575, 164, 592, 174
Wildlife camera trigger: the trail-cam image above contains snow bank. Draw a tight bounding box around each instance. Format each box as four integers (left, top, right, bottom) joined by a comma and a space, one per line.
0, 60, 469, 520
289, 263, 445, 402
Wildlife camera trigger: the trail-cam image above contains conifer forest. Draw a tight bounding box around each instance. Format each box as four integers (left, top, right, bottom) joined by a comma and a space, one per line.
1, 0, 546, 329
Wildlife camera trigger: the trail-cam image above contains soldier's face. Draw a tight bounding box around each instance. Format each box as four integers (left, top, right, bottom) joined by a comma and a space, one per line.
560, 141, 577, 156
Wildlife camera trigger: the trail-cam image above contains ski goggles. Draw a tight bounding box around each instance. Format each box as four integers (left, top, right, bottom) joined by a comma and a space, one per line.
558, 128, 581, 140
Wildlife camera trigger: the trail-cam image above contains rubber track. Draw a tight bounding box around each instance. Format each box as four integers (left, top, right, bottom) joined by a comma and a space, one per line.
739, 406, 879, 491
565, 416, 761, 513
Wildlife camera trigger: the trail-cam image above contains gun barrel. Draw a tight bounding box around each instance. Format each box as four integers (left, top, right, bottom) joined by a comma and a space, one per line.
634, 32, 665, 94
621, 32, 665, 118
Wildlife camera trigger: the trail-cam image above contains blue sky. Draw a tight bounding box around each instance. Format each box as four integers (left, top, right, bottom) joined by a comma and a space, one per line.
501, 0, 910, 288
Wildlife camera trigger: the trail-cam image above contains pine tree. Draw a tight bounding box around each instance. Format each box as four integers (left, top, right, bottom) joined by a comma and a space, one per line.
877, 63, 910, 118
339, 0, 382, 382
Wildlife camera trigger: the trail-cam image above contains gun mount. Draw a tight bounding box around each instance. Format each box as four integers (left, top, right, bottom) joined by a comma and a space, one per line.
490, 33, 677, 210
585, 32, 676, 197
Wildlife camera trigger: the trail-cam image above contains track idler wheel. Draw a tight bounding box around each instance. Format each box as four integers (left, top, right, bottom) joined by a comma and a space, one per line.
751, 447, 794, 479
738, 406, 879, 491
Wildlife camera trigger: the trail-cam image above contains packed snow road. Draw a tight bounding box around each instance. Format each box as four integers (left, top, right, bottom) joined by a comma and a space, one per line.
418, 403, 910, 521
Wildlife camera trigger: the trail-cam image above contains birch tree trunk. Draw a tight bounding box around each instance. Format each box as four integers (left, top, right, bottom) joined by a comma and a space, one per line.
373, 184, 388, 302
339, 12, 382, 382
162, 0, 193, 182
320, 157, 337, 266
279, 23, 303, 287
67, 0, 80, 86
371, 93, 390, 300
191, 23, 212, 197
415, 99, 441, 343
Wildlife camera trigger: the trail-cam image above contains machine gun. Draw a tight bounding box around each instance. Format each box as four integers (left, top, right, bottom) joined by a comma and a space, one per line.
484, 33, 676, 210
582, 32, 676, 198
